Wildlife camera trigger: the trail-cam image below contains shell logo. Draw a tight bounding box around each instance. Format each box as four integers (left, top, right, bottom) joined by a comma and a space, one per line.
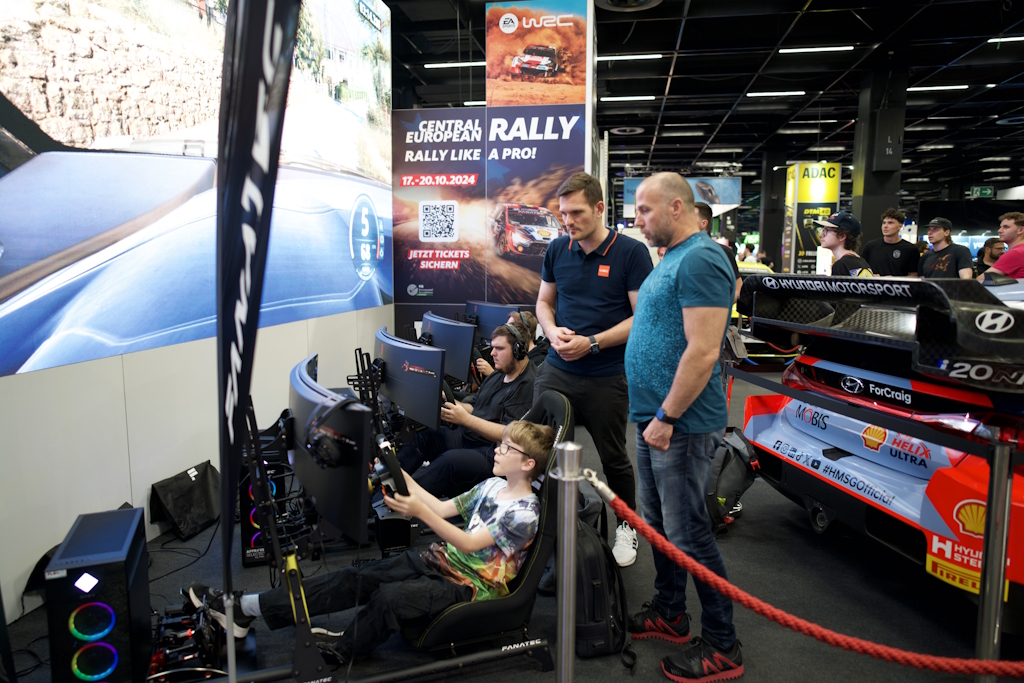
860, 425, 887, 452
954, 500, 987, 538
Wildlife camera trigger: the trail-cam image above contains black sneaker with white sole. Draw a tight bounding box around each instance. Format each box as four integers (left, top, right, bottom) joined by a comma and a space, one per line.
188, 583, 254, 638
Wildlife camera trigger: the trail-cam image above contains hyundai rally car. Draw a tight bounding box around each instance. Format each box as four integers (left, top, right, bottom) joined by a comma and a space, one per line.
510, 45, 560, 78
736, 273, 1024, 605
488, 203, 565, 259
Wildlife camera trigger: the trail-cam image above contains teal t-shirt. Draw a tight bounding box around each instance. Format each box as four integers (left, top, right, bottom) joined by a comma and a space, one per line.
624, 231, 734, 432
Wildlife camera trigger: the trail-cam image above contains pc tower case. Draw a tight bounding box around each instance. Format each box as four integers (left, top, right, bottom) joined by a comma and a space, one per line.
45, 508, 150, 683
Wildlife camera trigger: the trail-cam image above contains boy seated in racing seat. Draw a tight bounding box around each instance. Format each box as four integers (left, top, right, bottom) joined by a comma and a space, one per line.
189, 420, 555, 663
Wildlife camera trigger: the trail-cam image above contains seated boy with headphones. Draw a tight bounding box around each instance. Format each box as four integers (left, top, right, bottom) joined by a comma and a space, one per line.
396, 320, 537, 499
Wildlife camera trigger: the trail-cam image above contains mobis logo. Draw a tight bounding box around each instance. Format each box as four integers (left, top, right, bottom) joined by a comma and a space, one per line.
499, 11, 573, 33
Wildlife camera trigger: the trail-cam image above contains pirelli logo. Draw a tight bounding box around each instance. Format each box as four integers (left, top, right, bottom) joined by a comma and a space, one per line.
926, 554, 1008, 600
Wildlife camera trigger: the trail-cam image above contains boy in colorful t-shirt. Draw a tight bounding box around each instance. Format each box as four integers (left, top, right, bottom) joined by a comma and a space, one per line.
189, 420, 554, 660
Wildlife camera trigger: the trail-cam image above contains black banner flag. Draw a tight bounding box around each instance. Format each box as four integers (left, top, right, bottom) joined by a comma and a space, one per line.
215, 0, 300, 670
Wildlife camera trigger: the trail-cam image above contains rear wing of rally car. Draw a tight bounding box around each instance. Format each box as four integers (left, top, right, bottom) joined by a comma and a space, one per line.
736, 274, 1024, 394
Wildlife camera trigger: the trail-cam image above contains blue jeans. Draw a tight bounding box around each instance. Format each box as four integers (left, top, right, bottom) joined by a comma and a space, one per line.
636, 426, 736, 649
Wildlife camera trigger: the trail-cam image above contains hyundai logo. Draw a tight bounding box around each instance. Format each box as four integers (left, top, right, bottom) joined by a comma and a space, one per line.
975, 310, 1015, 334
763, 276, 778, 290
841, 376, 864, 394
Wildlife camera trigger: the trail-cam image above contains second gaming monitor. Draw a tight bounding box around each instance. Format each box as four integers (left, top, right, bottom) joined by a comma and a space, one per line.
421, 312, 475, 384
375, 327, 446, 430
465, 300, 521, 347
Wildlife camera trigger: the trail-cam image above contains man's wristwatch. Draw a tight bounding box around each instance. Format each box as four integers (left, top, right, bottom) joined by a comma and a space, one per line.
588, 335, 600, 355
655, 407, 678, 425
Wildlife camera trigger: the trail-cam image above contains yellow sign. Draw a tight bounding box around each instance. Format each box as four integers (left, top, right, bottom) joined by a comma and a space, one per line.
795, 163, 841, 203
926, 554, 1009, 600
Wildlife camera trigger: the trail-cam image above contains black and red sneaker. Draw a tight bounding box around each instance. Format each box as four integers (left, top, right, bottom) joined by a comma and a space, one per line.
660, 636, 743, 683
628, 601, 691, 644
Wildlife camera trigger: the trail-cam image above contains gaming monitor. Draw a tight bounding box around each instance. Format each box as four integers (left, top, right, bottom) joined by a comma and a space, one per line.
465, 300, 522, 347
421, 312, 475, 384
288, 354, 373, 544
375, 327, 446, 430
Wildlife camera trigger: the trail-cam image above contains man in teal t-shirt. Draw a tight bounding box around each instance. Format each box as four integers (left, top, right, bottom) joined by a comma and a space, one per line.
624, 173, 744, 682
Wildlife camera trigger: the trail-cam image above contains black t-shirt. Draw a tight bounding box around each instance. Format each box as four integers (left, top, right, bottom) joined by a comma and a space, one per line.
461, 362, 536, 446
722, 244, 741, 282
860, 238, 920, 276
919, 244, 973, 279
528, 337, 550, 366
976, 258, 993, 276
831, 254, 873, 277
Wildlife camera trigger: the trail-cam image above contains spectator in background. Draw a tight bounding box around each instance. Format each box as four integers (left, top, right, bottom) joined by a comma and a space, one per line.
757, 250, 774, 270
975, 237, 1006, 276
475, 311, 550, 378
980, 212, 1024, 280
738, 244, 757, 263
815, 211, 873, 277
919, 218, 973, 279
917, 241, 929, 258
860, 208, 919, 276
695, 202, 742, 301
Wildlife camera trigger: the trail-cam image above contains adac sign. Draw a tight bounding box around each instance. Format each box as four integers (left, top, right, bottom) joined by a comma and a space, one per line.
795, 162, 841, 203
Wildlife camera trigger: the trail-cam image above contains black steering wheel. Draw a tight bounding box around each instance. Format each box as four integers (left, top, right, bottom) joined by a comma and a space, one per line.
374, 442, 409, 497
441, 381, 459, 430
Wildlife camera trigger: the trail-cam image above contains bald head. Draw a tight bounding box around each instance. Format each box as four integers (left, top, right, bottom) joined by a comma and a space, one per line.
635, 172, 700, 249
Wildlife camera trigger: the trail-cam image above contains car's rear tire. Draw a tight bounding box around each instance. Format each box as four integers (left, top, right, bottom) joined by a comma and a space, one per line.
495, 231, 509, 258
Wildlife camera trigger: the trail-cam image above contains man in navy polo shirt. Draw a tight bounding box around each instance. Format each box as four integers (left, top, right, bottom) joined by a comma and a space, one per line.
535, 172, 654, 567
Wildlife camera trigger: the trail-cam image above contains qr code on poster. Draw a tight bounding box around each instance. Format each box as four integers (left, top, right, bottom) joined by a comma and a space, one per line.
419, 200, 458, 242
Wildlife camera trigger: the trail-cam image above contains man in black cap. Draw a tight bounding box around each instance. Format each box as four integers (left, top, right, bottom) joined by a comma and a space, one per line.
918, 217, 973, 279
860, 208, 919, 277
814, 211, 873, 276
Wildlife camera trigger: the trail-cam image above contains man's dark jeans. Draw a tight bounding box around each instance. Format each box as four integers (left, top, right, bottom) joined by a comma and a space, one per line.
636, 426, 736, 649
533, 362, 636, 512
258, 550, 473, 659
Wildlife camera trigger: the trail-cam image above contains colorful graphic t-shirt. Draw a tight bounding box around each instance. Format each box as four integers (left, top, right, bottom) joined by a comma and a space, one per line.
420, 477, 539, 601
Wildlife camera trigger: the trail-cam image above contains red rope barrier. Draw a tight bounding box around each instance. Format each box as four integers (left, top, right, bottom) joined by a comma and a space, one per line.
608, 495, 1024, 677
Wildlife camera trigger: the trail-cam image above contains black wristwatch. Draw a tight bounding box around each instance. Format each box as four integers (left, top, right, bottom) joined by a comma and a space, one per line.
655, 407, 678, 425
588, 335, 600, 355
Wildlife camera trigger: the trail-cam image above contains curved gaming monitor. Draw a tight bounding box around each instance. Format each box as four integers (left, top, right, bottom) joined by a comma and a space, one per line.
375, 327, 445, 430
288, 354, 373, 544
465, 300, 522, 347
422, 312, 475, 384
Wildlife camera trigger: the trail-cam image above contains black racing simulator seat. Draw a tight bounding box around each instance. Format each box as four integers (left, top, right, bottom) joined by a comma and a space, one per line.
399, 389, 575, 652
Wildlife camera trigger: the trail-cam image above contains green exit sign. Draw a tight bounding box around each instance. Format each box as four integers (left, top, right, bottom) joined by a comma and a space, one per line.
970, 185, 995, 198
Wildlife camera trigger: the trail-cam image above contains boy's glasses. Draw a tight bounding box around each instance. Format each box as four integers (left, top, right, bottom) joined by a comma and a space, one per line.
496, 442, 528, 457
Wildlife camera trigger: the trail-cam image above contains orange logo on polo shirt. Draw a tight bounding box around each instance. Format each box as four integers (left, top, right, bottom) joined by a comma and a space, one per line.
598, 264, 610, 278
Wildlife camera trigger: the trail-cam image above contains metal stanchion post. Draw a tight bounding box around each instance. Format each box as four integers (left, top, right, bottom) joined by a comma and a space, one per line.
975, 442, 1015, 683
555, 442, 581, 683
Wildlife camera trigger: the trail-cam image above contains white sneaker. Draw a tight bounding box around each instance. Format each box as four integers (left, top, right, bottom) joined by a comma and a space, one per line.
612, 521, 638, 567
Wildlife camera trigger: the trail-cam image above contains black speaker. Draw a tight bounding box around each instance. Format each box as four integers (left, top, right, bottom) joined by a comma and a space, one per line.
45, 508, 150, 683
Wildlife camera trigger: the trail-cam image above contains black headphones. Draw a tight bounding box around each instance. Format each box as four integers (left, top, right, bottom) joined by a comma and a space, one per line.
502, 322, 528, 361
306, 397, 361, 468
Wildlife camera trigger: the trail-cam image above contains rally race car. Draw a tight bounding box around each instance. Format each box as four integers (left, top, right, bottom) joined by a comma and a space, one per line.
510, 45, 560, 79
737, 273, 1024, 608
731, 261, 800, 367
489, 203, 565, 259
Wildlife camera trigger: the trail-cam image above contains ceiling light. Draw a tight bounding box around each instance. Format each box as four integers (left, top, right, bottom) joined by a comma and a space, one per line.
905, 178, 932, 182
983, 167, 1011, 173
929, 116, 972, 120
841, 179, 851, 183
902, 159, 912, 163
918, 143, 954, 150
610, 126, 645, 135
901, 196, 917, 200
987, 84, 998, 88
793, 119, 839, 124
610, 149, 647, 154
808, 145, 845, 151
988, 176, 1011, 181
981, 156, 1011, 161
424, 61, 486, 69
601, 95, 657, 102
597, 54, 662, 62
660, 130, 705, 137
693, 161, 740, 168
734, 171, 758, 176
779, 45, 854, 54
906, 125, 946, 131
464, 100, 486, 106
988, 36, 1024, 43
902, 169, 921, 174
846, 165, 854, 169
779, 128, 820, 134
746, 90, 806, 97
706, 148, 744, 153
907, 85, 970, 92
752, 179, 762, 184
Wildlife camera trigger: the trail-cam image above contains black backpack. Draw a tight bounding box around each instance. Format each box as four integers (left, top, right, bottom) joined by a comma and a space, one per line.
706, 428, 759, 535
575, 520, 635, 669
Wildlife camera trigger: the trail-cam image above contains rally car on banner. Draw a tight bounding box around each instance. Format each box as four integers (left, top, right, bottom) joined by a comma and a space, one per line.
736, 273, 1024, 606
510, 45, 560, 79
488, 203, 565, 259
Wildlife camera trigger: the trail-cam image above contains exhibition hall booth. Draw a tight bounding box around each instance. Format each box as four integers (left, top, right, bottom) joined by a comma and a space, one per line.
1, 1, 1024, 682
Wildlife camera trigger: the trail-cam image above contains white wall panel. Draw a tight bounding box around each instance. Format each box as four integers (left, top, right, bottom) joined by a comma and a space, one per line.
249, 320, 309, 428
121, 336, 219, 541
307, 310, 362, 392
0, 356, 132, 623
